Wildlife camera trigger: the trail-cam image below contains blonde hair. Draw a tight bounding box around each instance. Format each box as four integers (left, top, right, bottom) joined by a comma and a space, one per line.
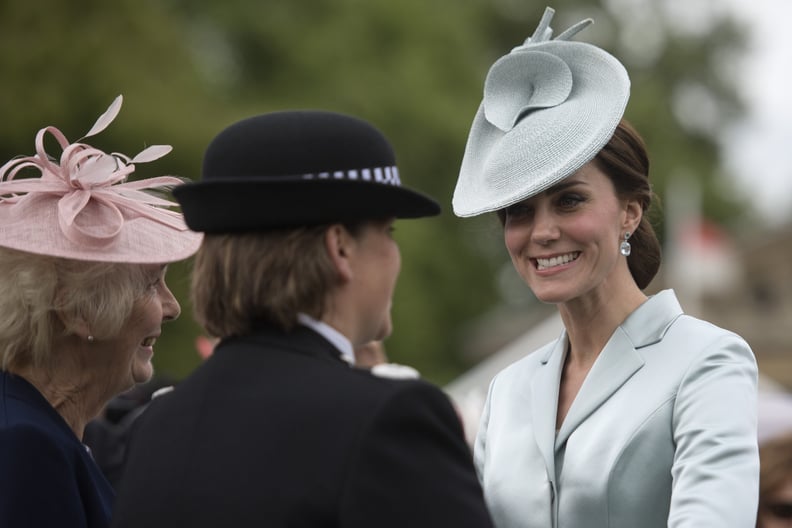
191, 225, 351, 338
0, 246, 151, 371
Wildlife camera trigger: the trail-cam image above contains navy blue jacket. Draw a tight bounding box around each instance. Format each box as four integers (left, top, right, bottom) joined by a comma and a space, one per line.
112, 325, 494, 528
0, 371, 114, 527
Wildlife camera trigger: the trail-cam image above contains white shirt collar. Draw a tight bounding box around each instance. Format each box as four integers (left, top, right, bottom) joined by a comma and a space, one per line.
297, 313, 355, 365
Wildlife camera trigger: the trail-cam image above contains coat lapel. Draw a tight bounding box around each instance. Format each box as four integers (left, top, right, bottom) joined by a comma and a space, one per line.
530, 334, 568, 480
553, 290, 683, 448
555, 328, 644, 448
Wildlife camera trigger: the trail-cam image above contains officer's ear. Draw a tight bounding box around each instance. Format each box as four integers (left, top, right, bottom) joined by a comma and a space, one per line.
324, 223, 356, 283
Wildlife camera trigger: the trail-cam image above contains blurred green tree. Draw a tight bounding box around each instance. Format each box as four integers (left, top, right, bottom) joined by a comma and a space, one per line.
0, 0, 749, 384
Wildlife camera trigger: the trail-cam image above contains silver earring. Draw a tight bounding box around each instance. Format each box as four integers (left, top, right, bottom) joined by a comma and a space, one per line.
620, 232, 632, 256
87, 335, 95, 343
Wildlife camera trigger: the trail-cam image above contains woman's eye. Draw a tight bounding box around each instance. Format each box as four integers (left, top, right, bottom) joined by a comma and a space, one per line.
506, 204, 531, 219
558, 194, 584, 208
148, 276, 163, 291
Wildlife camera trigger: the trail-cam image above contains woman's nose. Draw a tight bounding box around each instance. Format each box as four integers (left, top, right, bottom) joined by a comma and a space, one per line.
160, 283, 181, 322
530, 207, 559, 244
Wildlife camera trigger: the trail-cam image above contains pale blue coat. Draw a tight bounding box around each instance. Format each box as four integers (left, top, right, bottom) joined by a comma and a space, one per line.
474, 290, 759, 528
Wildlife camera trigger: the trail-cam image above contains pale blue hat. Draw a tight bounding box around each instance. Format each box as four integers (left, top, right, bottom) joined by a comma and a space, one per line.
452, 7, 630, 217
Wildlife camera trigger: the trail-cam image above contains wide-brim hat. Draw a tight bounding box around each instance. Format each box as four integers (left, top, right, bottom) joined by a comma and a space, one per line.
452, 7, 630, 217
174, 110, 441, 232
0, 96, 202, 264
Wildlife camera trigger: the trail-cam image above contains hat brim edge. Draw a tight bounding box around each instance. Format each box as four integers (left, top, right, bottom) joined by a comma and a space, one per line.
174, 178, 441, 233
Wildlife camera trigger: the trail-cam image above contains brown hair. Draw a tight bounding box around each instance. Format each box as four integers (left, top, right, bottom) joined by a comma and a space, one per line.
593, 120, 661, 289
760, 434, 792, 508
191, 223, 363, 338
496, 120, 661, 290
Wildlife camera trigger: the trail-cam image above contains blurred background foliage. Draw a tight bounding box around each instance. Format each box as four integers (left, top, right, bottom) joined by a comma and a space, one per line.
0, 0, 751, 384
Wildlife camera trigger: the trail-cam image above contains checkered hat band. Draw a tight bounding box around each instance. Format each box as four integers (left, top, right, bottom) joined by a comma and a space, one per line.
302, 166, 401, 186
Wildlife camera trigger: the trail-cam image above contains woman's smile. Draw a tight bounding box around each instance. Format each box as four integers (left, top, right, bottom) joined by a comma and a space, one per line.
533, 251, 581, 271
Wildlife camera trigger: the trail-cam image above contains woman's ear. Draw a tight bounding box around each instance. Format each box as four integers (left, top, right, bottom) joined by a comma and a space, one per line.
54, 310, 92, 340
325, 224, 354, 283
53, 288, 91, 339
623, 198, 643, 234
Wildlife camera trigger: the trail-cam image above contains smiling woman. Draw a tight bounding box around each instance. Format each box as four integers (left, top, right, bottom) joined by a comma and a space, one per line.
0, 257, 172, 380
0, 96, 201, 528
453, 7, 759, 528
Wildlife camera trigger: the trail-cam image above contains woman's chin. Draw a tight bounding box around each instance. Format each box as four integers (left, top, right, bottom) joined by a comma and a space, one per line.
131, 360, 155, 385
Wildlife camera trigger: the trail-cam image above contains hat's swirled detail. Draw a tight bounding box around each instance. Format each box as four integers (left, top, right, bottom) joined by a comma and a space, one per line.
484, 51, 573, 132
0, 95, 188, 249
482, 7, 594, 133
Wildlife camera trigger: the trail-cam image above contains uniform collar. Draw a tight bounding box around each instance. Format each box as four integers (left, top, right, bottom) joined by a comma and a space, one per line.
297, 313, 355, 365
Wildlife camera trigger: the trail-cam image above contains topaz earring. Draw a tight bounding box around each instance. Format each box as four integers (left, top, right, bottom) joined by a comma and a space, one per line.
620, 231, 632, 256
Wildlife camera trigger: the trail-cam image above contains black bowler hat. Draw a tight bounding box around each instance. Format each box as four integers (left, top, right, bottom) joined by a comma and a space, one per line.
173, 110, 441, 232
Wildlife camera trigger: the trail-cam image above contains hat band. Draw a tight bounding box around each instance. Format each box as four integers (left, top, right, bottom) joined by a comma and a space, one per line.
301, 165, 401, 186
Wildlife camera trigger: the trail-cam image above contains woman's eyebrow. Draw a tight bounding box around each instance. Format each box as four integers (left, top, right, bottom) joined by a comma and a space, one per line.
545, 178, 588, 195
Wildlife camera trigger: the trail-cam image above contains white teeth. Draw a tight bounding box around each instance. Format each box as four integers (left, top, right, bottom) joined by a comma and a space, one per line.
141, 337, 157, 347
536, 252, 579, 271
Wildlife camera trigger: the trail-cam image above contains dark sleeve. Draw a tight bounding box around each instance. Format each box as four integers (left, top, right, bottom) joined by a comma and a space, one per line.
339, 381, 494, 528
0, 425, 88, 528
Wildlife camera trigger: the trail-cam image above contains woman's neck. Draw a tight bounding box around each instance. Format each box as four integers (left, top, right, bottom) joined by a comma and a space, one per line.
558, 282, 648, 365
12, 360, 108, 440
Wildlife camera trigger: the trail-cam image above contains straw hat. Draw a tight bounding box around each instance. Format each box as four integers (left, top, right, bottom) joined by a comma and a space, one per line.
174, 110, 440, 232
452, 7, 630, 217
0, 96, 202, 263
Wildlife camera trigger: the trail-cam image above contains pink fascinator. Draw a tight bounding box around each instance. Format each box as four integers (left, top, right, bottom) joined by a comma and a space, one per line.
0, 95, 202, 263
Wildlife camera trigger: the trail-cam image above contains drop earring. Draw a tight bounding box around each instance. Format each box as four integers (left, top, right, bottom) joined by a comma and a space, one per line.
620, 231, 632, 256
87, 335, 95, 343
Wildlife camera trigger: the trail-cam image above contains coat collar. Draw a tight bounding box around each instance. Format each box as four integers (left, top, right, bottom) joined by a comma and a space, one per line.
0, 371, 80, 443
530, 289, 684, 456
296, 313, 355, 365
618, 289, 684, 349
218, 323, 350, 367
537, 289, 683, 366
